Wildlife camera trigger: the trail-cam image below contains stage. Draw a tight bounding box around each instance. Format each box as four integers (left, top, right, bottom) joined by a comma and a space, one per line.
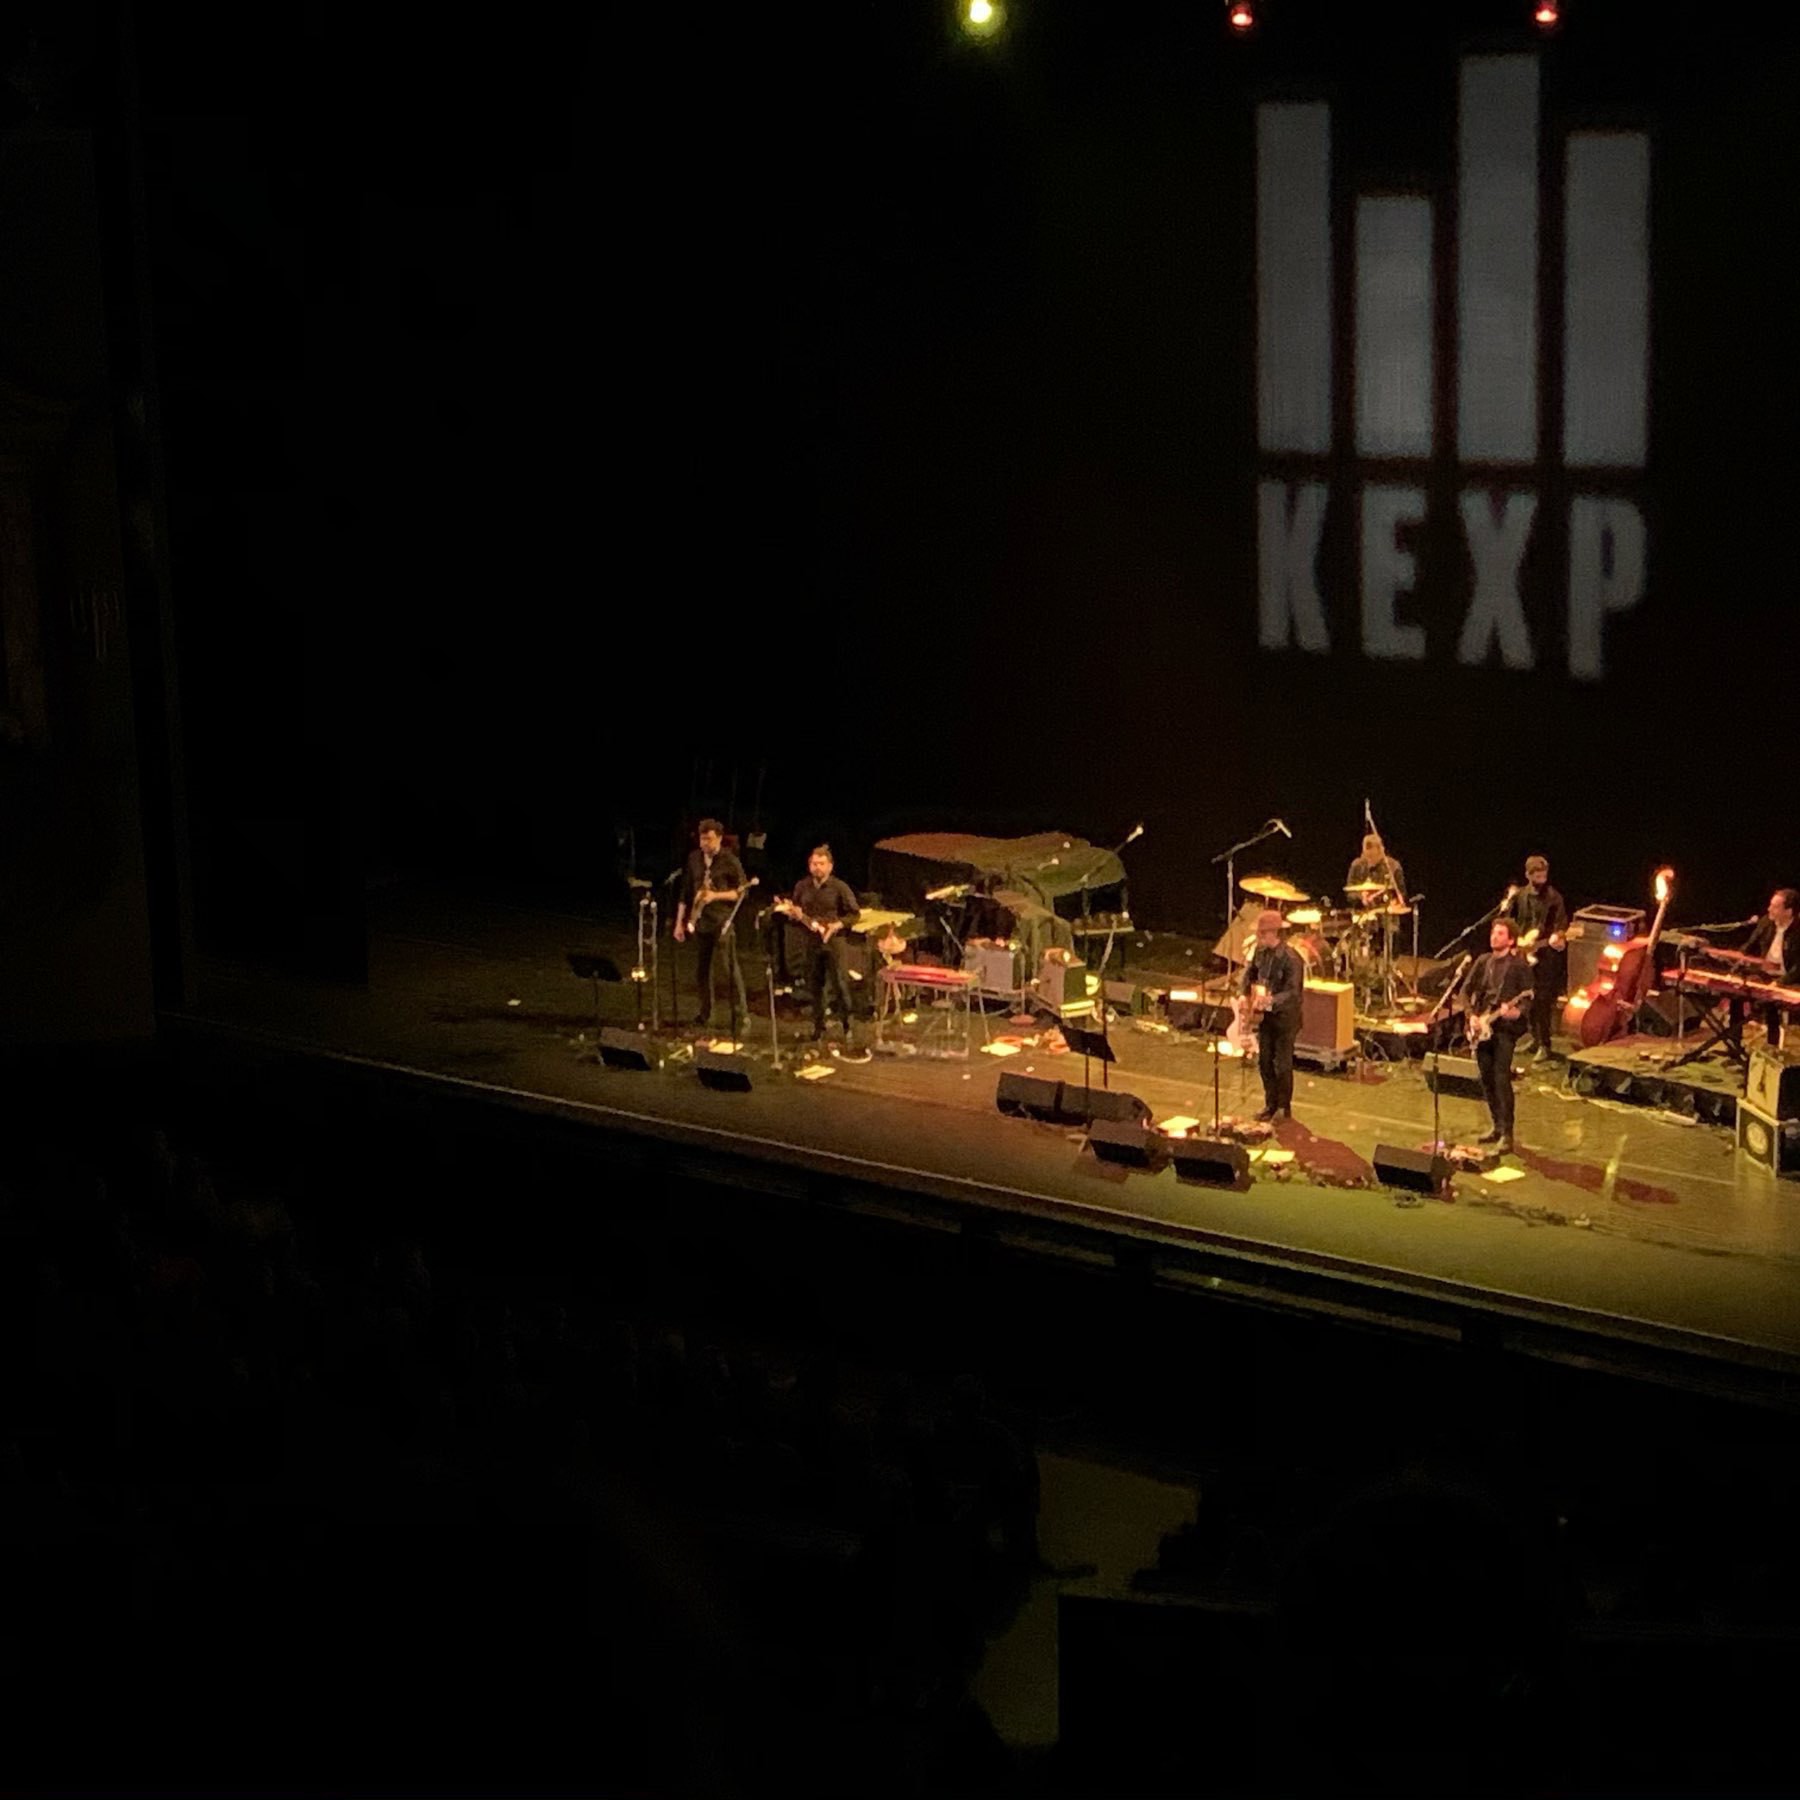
168, 884, 1800, 1392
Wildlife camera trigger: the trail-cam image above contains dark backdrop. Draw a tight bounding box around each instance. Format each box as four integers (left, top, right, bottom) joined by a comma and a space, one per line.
128, 0, 1800, 960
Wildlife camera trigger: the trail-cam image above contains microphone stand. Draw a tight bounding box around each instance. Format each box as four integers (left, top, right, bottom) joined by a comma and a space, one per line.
1426, 956, 1475, 1155
1433, 895, 1509, 963
663, 868, 684, 1029
713, 879, 759, 1044
758, 910, 785, 1071
1210, 819, 1287, 1015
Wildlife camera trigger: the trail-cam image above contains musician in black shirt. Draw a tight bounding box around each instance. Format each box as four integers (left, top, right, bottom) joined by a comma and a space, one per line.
1242, 908, 1307, 1122
786, 845, 861, 1041
1744, 887, 1800, 1047
675, 819, 749, 1032
1346, 833, 1406, 904
1468, 917, 1534, 1152
1503, 854, 1569, 1061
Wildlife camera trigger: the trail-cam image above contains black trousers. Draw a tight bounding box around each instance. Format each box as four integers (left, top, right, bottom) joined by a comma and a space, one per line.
806, 936, 855, 1032
1476, 1024, 1525, 1140
1257, 1009, 1300, 1114
1527, 950, 1564, 1053
694, 927, 748, 1027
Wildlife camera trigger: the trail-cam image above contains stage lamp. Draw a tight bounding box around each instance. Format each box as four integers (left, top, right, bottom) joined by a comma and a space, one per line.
1533, 0, 1559, 25
961, 0, 1003, 37
1227, 0, 1255, 30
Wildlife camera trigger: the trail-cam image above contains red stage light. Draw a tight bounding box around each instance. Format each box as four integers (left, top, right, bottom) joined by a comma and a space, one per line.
1228, 0, 1255, 31
1534, 0, 1560, 25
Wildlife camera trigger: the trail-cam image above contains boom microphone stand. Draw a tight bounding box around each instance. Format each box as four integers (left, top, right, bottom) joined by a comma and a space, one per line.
1210, 818, 1291, 1016
712, 879, 760, 1042
1426, 952, 1475, 1153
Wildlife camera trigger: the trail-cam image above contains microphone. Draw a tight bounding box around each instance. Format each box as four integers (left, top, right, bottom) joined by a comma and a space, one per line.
1122, 823, 1144, 847
1271, 818, 1292, 838
663, 869, 683, 887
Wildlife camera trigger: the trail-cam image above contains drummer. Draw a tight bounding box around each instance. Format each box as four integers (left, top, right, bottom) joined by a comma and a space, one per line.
1346, 832, 1406, 905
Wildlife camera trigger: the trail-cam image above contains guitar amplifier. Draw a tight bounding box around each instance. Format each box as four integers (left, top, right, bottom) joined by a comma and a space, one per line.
963, 942, 1021, 998
1736, 1099, 1800, 1177
1567, 904, 1646, 993
1298, 981, 1354, 1054
1747, 1045, 1800, 1121
1037, 956, 1097, 1017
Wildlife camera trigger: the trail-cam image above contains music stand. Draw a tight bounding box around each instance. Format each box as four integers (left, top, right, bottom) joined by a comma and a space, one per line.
1057, 1017, 1117, 1122
567, 952, 625, 1029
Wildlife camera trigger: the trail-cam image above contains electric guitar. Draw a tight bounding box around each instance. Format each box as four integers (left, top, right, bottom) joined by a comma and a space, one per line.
1227, 982, 1272, 1053
773, 897, 846, 944
1464, 994, 1525, 1046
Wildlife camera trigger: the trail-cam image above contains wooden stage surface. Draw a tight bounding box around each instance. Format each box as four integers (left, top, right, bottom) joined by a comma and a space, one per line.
171, 886, 1800, 1387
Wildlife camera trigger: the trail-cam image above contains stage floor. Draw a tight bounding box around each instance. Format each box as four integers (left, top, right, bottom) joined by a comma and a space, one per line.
174, 884, 1800, 1376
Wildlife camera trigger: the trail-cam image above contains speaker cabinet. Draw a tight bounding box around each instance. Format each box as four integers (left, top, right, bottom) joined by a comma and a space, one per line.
1747, 1046, 1800, 1121
995, 1075, 1150, 1127
695, 1048, 753, 1091
598, 1027, 655, 1072
1059, 1087, 1153, 1127
1372, 1143, 1450, 1193
997, 1073, 1064, 1120
1299, 980, 1354, 1054
1736, 1100, 1800, 1177
1087, 1119, 1162, 1169
1169, 1136, 1251, 1187
1424, 1054, 1486, 1099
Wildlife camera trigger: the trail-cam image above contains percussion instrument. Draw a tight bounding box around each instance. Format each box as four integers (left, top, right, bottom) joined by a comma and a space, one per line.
1241, 876, 1310, 903
1286, 908, 1323, 926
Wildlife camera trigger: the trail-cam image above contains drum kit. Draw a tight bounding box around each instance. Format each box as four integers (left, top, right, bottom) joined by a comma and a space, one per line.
1238, 873, 1415, 1009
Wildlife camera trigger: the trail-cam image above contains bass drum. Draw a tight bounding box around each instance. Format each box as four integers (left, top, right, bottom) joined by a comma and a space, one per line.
1285, 930, 1327, 974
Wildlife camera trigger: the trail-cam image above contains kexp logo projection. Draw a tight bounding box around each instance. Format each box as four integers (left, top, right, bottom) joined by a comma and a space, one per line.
1256, 54, 1649, 680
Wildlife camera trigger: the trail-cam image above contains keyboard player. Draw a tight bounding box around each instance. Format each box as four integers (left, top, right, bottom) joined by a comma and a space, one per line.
1745, 888, 1800, 1046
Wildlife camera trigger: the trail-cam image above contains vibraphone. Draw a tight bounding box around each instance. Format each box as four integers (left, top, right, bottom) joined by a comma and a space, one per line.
876, 962, 982, 1058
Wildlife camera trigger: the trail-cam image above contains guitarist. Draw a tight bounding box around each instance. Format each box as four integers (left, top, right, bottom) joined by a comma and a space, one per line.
1503, 854, 1569, 1063
1242, 908, 1307, 1123
1468, 917, 1534, 1153
675, 819, 750, 1032
783, 845, 861, 1041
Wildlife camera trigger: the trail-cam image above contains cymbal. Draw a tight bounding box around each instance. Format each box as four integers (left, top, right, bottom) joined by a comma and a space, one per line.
1241, 876, 1310, 902
1285, 908, 1324, 926
1344, 880, 1389, 895
1383, 901, 1412, 916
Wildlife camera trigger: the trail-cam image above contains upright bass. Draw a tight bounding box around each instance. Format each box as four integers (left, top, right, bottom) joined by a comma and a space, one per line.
1564, 867, 1675, 1049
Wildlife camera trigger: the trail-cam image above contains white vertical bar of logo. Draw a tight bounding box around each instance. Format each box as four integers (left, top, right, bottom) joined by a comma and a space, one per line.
1456, 56, 1539, 464
1256, 103, 1332, 455
1564, 132, 1650, 469
1354, 195, 1434, 459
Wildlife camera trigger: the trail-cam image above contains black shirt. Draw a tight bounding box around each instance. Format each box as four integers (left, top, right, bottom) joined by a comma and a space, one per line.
1242, 942, 1306, 1021
790, 874, 860, 928
1469, 950, 1533, 1022
1505, 882, 1569, 947
682, 847, 746, 933
1745, 916, 1800, 987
